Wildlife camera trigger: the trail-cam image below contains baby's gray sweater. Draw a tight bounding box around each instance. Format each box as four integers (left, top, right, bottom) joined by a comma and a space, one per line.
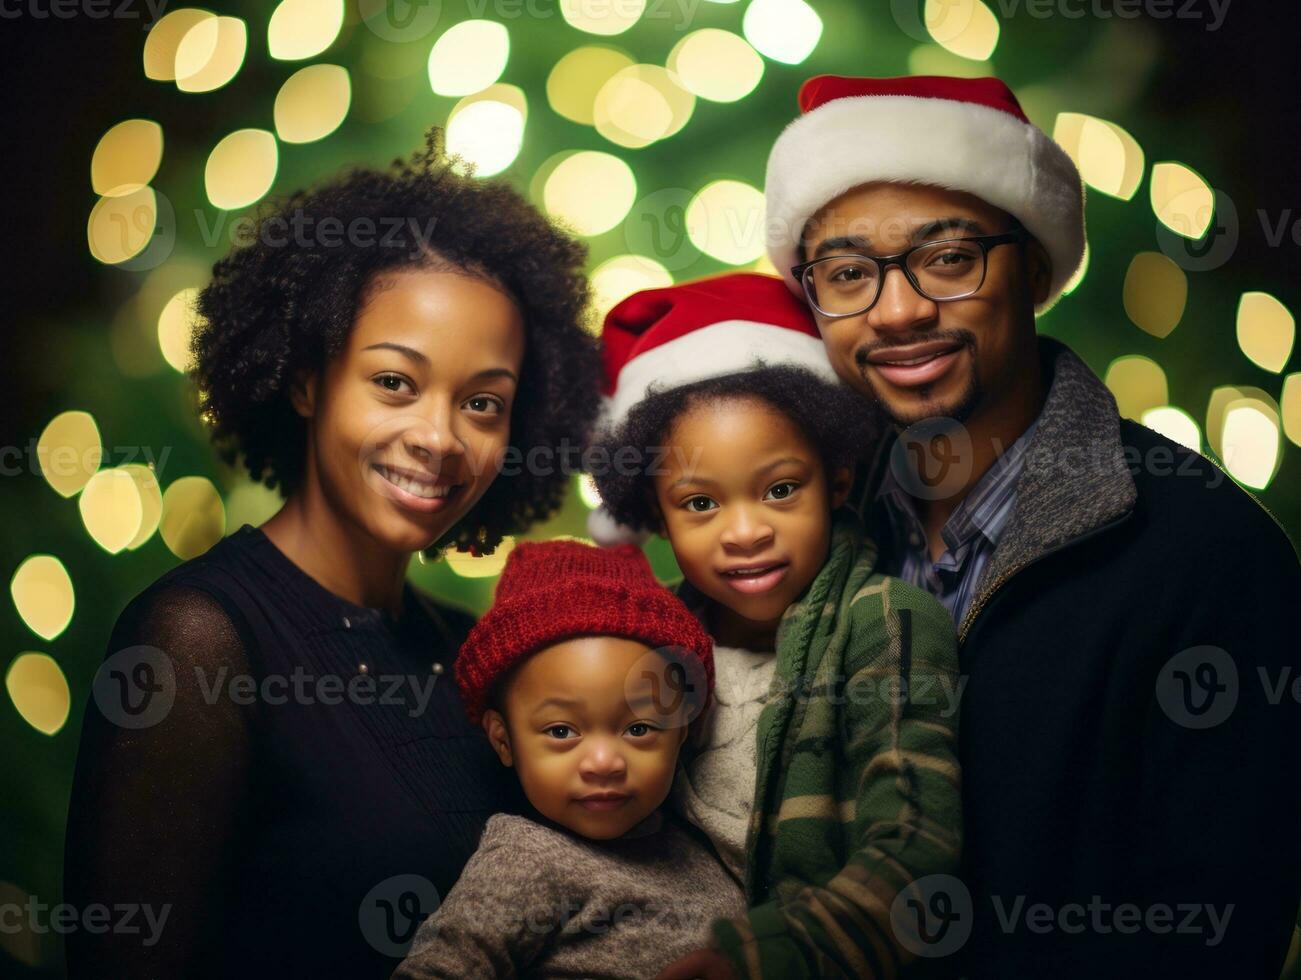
392, 811, 746, 979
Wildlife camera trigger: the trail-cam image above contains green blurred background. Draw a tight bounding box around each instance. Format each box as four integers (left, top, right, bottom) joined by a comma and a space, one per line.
2, 0, 1298, 974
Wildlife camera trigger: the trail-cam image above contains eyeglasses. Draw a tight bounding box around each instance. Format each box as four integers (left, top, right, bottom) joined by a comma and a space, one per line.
791, 229, 1030, 319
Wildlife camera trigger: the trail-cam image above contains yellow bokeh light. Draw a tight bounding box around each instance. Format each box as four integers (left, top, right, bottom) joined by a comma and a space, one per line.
444, 536, 516, 578
1141, 406, 1201, 453
267, 0, 344, 61
161, 476, 227, 560
6, 653, 70, 737
11, 555, 75, 642
158, 287, 202, 373
742, 0, 822, 65
428, 19, 510, 96
594, 65, 694, 149
38, 411, 102, 498
577, 472, 602, 510
205, 129, 278, 211
1122, 252, 1187, 339
87, 186, 158, 266
1206, 385, 1243, 458
548, 46, 634, 126
175, 15, 247, 93
590, 254, 673, 327
1104, 355, 1168, 422
667, 29, 763, 103
1282, 373, 1301, 448
91, 119, 163, 197
925, 0, 1000, 61
275, 64, 351, 144
1053, 112, 1144, 201
687, 180, 766, 265
80, 468, 144, 555
446, 86, 526, 177
1221, 400, 1281, 490
1236, 291, 1294, 374
544, 151, 636, 237
123, 464, 164, 549
143, 8, 213, 81
1150, 161, 1214, 240
560, 0, 644, 36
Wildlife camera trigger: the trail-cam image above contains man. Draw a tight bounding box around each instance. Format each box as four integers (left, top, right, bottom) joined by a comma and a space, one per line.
763, 74, 1301, 977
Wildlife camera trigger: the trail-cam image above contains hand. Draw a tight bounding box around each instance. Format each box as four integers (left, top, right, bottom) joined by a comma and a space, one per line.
653, 946, 739, 980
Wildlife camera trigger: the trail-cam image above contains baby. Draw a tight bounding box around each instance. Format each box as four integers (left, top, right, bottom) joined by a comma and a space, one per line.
392, 539, 747, 979
588, 272, 964, 979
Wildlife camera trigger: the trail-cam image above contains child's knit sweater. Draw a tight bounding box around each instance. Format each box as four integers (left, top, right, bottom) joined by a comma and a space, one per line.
391, 810, 746, 979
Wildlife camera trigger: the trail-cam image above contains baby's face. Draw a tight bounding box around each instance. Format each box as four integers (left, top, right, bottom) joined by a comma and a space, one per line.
483, 636, 694, 840
652, 396, 849, 640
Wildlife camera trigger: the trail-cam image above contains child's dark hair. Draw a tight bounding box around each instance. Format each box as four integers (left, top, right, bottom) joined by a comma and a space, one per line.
590, 365, 883, 534
191, 129, 600, 554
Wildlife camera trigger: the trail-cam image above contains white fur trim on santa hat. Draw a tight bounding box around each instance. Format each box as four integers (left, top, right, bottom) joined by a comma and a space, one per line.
586, 505, 652, 548
600, 319, 839, 434
765, 94, 1086, 312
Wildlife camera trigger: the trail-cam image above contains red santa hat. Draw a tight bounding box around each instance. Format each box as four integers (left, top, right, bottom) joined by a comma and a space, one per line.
588, 271, 838, 545
765, 75, 1086, 312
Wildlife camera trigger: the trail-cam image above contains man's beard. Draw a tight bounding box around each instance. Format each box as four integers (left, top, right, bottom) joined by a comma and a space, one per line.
853, 331, 982, 428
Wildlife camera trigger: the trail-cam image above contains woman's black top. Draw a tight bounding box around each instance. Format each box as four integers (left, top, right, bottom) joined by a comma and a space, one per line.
63, 524, 525, 978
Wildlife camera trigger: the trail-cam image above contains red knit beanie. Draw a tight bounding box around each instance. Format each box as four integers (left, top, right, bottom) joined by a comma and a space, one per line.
455, 539, 715, 726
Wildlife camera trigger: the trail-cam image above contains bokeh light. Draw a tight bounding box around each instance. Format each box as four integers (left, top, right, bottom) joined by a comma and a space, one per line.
560, 0, 645, 36
79, 467, 144, 555
267, 0, 344, 61
544, 151, 637, 236
37, 411, 102, 498
160, 476, 227, 560
1221, 399, 1281, 490
925, 0, 1000, 61
123, 464, 164, 550
87, 186, 158, 266
157, 287, 202, 373
687, 180, 766, 265
667, 29, 764, 103
175, 15, 247, 93
1236, 291, 1294, 374
91, 119, 163, 197
205, 129, 279, 210
547, 46, 635, 125
590, 254, 673, 325
143, 7, 214, 81
594, 64, 695, 149
1105, 355, 1168, 421
446, 85, 527, 177
5, 653, 70, 737
1150, 161, 1214, 240
1282, 373, 1301, 448
444, 537, 516, 577
10, 555, 75, 642
427, 20, 510, 96
1141, 406, 1201, 452
577, 472, 602, 510
1122, 251, 1187, 338
274, 64, 351, 144
1054, 112, 1145, 201
743, 0, 823, 65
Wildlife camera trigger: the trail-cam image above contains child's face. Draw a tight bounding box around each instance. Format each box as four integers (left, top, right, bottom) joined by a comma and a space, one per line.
652, 396, 851, 641
482, 636, 691, 840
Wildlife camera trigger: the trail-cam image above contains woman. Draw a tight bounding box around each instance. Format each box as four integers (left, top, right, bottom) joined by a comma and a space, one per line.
62, 132, 600, 978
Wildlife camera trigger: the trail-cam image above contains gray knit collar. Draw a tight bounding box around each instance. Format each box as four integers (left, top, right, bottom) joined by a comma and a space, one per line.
954, 337, 1136, 637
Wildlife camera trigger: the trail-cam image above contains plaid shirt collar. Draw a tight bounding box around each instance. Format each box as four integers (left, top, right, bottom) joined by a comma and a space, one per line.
876, 416, 1041, 561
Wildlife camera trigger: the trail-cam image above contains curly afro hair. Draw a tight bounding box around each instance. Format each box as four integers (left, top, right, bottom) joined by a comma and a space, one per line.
191, 129, 600, 555
590, 365, 884, 535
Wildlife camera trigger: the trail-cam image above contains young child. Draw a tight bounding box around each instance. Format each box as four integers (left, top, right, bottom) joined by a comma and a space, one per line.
588, 272, 964, 978
393, 539, 747, 979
